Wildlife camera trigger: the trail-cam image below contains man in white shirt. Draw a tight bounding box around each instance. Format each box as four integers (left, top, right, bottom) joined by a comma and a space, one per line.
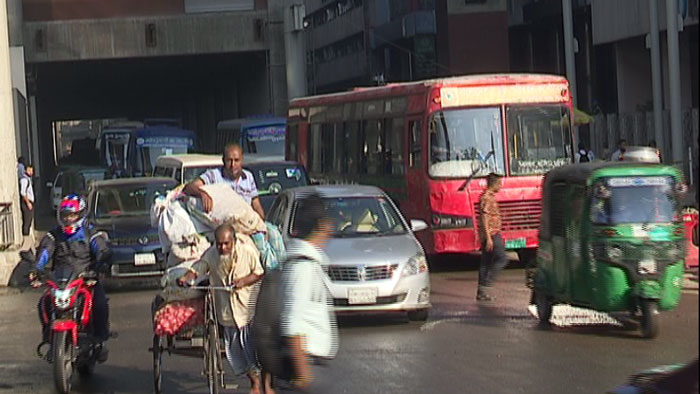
19, 165, 35, 245
184, 143, 265, 220
610, 139, 627, 161
281, 192, 338, 391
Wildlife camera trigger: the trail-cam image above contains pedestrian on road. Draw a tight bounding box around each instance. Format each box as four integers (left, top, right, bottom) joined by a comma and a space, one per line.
610, 139, 627, 161
184, 143, 266, 220
649, 140, 663, 162
179, 224, 269, 394
477, 173, 507, 301
279, 192, 338, 392
19, 164, 35, 246
575, 142, 595, 163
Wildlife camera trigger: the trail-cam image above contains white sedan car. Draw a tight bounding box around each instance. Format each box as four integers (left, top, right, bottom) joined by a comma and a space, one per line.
267, 185, 431, 320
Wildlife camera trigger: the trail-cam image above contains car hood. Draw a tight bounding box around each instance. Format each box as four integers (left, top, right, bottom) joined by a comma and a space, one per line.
92, 215, 156, 238
322, 234, 422, 267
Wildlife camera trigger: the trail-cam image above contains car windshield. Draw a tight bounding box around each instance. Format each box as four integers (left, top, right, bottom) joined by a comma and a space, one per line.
248, 164, 308, 195
590, 176, 678, 225
428, 108, 505, 178
506, 104, 572, 175
95, 184, 171, 218
291, 196, 407, 238
183, 166, 218, 183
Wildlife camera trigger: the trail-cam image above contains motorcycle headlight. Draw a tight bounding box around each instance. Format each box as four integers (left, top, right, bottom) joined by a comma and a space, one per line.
402, 255, 428, 277
606, 245, 623, 261
53, 288, 76, 310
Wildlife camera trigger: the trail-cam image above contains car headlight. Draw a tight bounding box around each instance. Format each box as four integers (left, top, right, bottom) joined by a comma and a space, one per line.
53, 288, 76, 310
402, 255, 428, 277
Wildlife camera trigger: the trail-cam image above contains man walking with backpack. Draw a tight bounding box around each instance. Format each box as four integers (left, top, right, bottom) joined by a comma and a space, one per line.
254, 192, 338, 393
575, 142, 595, 163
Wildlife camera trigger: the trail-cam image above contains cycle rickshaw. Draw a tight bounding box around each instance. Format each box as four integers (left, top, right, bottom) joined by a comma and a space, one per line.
150, 283, 236, 394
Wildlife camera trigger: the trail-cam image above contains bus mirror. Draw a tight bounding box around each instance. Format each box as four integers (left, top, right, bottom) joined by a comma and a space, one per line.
410, 219, 428, 232
675, 183, 688, 195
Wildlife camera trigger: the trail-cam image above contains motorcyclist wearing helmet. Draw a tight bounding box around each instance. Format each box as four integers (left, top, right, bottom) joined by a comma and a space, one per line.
29, 194, 112, 359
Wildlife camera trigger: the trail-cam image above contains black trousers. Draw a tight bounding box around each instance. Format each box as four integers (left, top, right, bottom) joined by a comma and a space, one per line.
478, 234, 508, 289
20, 200, 33, 236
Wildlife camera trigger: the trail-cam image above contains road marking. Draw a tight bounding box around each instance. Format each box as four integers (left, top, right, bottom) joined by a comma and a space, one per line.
420, 311, 470, 331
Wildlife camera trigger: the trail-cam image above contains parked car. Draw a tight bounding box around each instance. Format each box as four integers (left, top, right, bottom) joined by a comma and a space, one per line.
245, 160, 309, 213
48, 166, 110, 209
86, 177, 177, 281
267, 185, 431, 320
152, 153, 222, 185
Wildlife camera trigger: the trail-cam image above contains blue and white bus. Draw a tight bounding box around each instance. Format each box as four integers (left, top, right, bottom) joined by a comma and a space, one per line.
102, 125, 196, 177
216, 116, 286, 159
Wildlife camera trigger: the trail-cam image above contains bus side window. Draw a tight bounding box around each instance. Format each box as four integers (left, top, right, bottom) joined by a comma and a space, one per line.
153, 166, 166, 177
409, 120, 422, 169
174, 168, 182, 183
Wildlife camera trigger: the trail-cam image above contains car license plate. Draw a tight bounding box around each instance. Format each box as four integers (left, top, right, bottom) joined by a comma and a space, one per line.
638, 259, 657, 274
134, 253, 156, 266
505, 238, 527, 249
348, 288, 377, 305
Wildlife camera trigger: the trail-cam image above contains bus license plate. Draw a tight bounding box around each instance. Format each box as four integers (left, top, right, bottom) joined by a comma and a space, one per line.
134, 253, 156, 266
348, 288, 377, 305
506, 238, 527, 249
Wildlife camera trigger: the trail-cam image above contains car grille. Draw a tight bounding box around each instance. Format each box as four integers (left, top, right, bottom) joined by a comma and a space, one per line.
325, 264, 399, 282
333, 293, 407, 307
111, 262, 165, 277
110, 234, 160, 246
474, 199, 542, 231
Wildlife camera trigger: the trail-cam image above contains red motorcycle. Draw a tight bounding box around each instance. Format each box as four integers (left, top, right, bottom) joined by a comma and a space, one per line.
36, 265, 106, 394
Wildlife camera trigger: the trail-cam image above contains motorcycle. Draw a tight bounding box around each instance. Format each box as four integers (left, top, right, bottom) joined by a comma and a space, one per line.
35, 264, 107, 394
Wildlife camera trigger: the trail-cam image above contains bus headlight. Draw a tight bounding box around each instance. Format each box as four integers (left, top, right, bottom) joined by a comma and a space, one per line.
403, 255, 428, 277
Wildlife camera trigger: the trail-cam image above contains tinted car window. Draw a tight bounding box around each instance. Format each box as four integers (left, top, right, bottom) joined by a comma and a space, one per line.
248, 164, 308, 195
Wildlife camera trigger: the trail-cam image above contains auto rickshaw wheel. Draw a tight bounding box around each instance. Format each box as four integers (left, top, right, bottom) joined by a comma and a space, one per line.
640, 299, 659, 339
535, 291, 553, 325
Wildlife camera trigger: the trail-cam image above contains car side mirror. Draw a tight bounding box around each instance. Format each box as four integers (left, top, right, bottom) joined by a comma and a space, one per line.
46, 181, 53, 188
410, 219, 428, 232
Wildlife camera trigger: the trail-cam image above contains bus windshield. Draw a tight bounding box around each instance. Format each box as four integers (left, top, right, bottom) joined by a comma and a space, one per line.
104, 132, 130, 172
137, 136, 192, 175
506, 104, 572, 175
428, 107, 505, 178
244, 126, 285, 156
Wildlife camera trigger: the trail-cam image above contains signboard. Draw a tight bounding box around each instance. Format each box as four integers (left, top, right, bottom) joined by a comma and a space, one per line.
247, 127, 285, 143
136, 136, 193, 147
607, 176, 671, 187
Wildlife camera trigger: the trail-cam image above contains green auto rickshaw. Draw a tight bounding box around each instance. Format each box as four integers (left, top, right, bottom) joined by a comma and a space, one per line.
533, 162, 687, 338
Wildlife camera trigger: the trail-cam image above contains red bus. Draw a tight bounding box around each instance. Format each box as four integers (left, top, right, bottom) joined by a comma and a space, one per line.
286, 74, 574, 259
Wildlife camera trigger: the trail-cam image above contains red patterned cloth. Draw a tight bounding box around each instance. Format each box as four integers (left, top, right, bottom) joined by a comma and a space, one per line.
154, 298, 205, 336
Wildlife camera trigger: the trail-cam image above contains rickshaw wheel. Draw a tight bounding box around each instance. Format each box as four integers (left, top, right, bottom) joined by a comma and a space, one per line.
206, 322, 220, 394
153, 334, 163, 394
535, 291, 553, 325
640, 300, 659, 339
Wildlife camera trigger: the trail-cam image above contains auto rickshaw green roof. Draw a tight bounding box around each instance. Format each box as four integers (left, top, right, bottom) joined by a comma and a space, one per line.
544, 162, 682, 188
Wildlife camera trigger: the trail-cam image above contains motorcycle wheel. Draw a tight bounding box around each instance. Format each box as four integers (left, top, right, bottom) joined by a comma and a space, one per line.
206, 322, 220, 394
53, 331, 73, 394
640, 299, 659, 339
153, 334, 163, 394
